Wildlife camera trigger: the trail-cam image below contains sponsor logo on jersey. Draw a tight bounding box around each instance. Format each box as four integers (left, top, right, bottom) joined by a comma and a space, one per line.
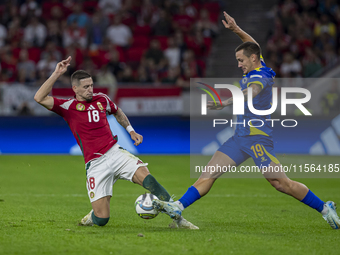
87, 105, 95, 110
242, 77, 248, 84
97, 102, 104, 110
90, 191, 95, 199
261, 157, 267, 162
76, 103, 85, 111
137, 160, 143, 165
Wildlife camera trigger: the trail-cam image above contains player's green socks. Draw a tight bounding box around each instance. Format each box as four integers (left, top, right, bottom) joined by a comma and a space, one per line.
142, 174, 171, 201
91, 211, 110, 226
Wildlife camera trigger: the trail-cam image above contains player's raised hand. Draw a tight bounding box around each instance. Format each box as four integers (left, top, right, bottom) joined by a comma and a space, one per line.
207, 101, 225, 110
54, 56, 72, 76
130, 131, 143, 146
222, 11, 238, 32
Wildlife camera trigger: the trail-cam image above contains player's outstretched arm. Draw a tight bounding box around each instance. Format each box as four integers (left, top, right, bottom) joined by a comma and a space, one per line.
113, 108, 143, 146
34, 56, 72, 110
207, 84, 262, 110
222, 11, 259, 45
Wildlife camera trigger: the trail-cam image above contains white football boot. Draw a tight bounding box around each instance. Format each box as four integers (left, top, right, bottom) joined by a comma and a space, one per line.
173, 216, 199, 230
322, 201, 340, 229
152, 199, 182, 220
79, 209, 94, 226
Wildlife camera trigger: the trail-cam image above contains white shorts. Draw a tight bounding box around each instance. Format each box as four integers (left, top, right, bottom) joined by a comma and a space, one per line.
85, 143, 148, 202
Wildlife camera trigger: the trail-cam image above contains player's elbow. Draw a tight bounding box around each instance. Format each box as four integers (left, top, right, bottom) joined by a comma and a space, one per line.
34, 94, 43, 104
34, 94, 40, 103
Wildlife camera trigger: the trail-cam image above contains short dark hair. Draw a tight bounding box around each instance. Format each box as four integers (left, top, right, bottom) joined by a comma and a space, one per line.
71, 70, 91, 86
235, 42, 261, 60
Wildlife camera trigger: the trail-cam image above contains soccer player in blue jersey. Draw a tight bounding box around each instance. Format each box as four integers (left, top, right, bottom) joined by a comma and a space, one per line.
153, 12, 340, 229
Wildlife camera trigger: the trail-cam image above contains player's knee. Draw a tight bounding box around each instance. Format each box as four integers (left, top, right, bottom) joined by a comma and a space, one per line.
92, 211, 110, 226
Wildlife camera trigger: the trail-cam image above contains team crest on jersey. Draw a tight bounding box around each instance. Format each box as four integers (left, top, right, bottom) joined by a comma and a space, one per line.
97, 102, 104, 110
90, 192, 95, 199
76, 103, 85, 111
242, 77, 248, 84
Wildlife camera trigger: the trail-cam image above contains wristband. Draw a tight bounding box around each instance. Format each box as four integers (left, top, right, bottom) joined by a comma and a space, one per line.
126, 125, 135, 133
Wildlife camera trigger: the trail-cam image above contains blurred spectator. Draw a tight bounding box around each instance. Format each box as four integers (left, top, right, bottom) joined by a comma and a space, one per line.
144, 39, 166, 70
186, 30, 206, 57
107, 49, 125, 78
172, 4, 194, 33
37, 53, 58, 76
1, 51, 17, 82
45, 21, 63, 47
17, 50, 36, 83
164, 37, 180, 68
23, 16, 47, 47
106, 15, 132, 47
161, 66, 180, 84
302, 47, 323, 77
174, 30, 188, 62
314, 14, 336, 38
98, 0, 122, 16
20, 0, 42, 18
87, 10, 109, 49
79, 57, 97, 76
183, 0, 198, 18
323, 43, 337, 66
181, 49, 201, 78
67, 3, 89, 28
7, 17, 24, 47
120, 65, 135, 82
41, 41, 62, 62
136, 65, 153, 83
96, 64, 117, 98
152, 9, 172, 36
320, 83, 340, 115
280, 52, 302, 77
0, 23, 7, 47
195, 9, 218, 38
63, 21, 87, 49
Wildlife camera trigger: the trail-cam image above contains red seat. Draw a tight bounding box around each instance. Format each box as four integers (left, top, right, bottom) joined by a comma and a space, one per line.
126, 47, 146, 62
132, 35, 150, 48
83, 1, 98, 15
153, 36, 169, 50
133, 25, 151, 36
202, 2, 220, 13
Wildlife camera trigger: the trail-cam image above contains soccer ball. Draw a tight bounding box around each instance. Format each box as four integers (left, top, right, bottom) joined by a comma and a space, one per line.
135, 193, 159, 219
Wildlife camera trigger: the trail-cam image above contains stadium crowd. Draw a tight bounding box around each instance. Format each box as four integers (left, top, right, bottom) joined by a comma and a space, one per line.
0, 0, 220, 89
265, 0, 340, 78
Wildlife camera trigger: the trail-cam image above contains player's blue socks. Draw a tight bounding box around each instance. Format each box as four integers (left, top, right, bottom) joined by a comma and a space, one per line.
300, 190, 325, 212
179, 186, 201, 208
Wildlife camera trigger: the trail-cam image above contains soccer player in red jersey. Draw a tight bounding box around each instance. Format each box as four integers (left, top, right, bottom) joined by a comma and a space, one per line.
34, 56, 198, 229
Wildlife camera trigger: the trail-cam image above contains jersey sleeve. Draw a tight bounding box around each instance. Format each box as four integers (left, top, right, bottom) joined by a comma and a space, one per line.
99, 93, 118, 114
246, 71, 270, 89
50, 97, 72, 117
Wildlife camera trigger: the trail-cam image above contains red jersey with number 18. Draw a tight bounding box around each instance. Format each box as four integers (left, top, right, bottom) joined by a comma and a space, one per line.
50, 92, 118, 163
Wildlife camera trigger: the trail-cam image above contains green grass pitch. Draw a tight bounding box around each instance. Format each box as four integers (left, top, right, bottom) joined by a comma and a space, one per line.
0, 155, 339, 255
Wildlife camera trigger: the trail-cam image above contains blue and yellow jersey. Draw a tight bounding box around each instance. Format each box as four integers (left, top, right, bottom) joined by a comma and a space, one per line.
235, 56, 276, 137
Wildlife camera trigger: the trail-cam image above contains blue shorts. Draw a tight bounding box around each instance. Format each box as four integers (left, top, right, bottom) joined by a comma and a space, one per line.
218, 135, 279, 168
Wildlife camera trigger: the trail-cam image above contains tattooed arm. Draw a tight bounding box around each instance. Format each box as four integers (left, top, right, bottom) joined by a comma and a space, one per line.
113, 108, 143, 146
